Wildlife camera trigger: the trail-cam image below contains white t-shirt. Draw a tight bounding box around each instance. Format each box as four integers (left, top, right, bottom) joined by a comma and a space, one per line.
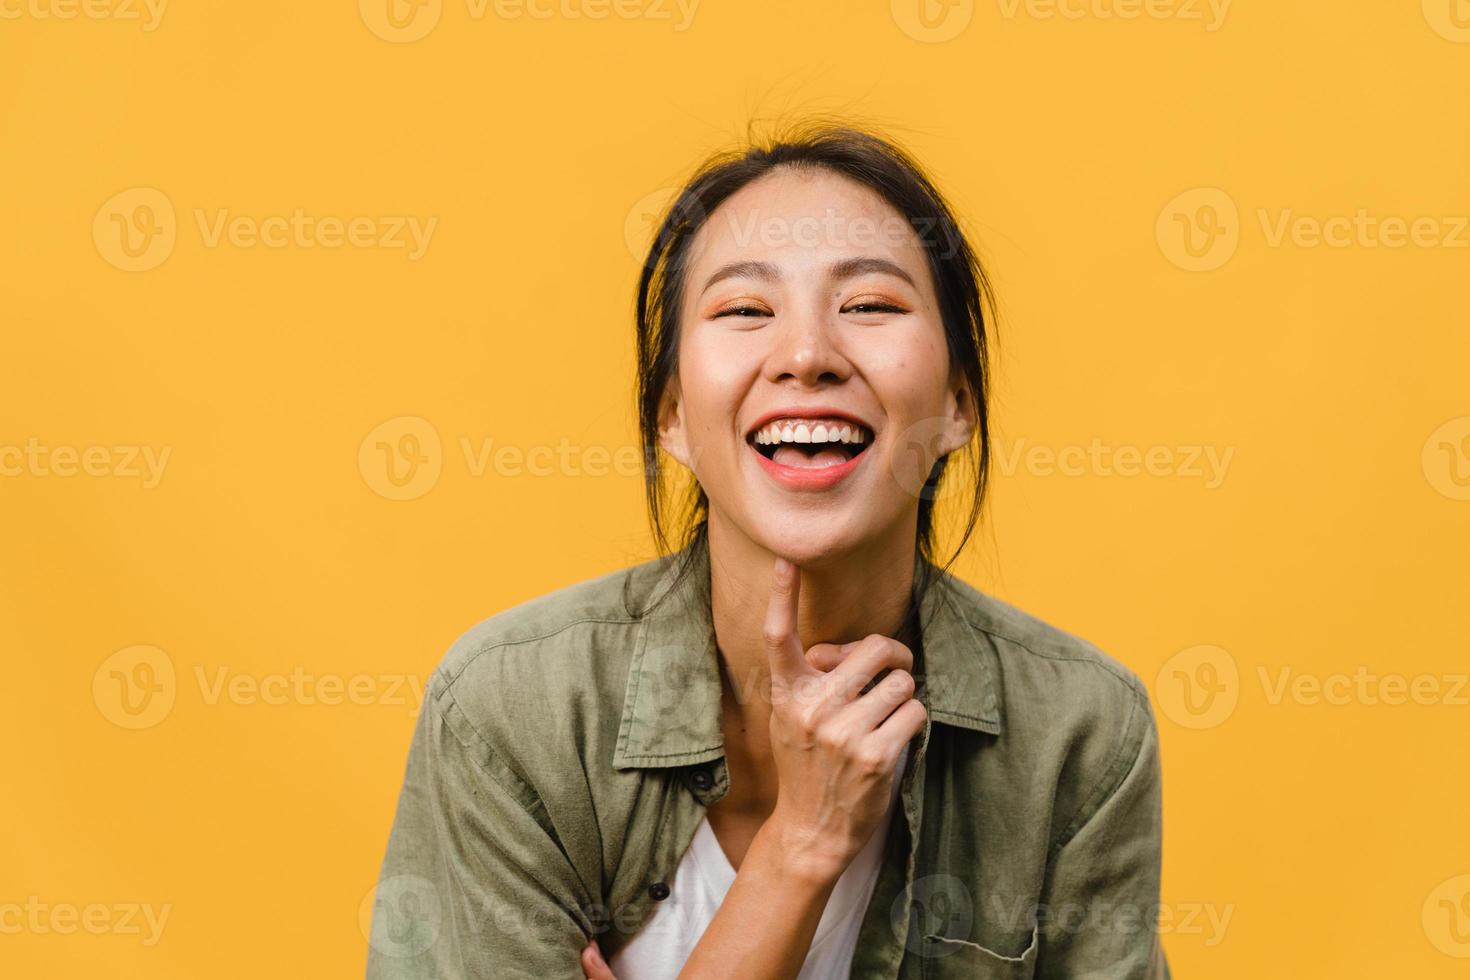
609, 744, 910, 980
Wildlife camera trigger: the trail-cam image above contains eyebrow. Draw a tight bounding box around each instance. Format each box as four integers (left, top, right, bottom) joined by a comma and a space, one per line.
700, 256, 917, 295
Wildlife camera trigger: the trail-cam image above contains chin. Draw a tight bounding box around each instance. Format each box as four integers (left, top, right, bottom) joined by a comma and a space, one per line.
743, 515, 887, 569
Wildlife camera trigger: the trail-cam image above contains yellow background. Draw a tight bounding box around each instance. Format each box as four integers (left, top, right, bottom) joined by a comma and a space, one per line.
3, 0, 1468, 976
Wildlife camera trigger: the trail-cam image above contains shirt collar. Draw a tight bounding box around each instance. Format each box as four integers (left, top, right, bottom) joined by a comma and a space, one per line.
612, 539, 1002, 771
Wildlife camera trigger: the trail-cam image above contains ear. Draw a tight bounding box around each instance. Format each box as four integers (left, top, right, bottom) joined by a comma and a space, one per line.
935, 369, 979, 457
656, 381, 695, 471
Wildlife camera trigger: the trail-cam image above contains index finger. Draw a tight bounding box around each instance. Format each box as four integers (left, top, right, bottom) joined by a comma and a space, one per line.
762, 556, 810, 682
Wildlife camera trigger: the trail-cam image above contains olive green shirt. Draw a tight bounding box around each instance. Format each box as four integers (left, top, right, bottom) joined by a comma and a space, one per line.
366, 541, 1168, 979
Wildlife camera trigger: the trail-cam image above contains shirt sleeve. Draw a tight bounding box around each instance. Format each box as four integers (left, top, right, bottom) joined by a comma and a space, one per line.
366, 678, 595, 980
1034, 690, 1170, 979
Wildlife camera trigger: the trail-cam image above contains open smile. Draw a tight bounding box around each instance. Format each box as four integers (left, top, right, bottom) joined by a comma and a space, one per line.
744, 413, 876, 491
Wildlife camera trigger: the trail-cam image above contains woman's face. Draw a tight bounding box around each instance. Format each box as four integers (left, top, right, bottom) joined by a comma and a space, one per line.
658, 166, 977, 566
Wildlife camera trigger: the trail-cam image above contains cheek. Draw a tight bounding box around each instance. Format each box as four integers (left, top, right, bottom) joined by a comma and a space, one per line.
678, 333, 754, 439
855, 326, 950, 416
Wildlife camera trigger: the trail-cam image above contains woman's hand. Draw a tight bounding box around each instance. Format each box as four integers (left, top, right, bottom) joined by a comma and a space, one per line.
760, 556, 927, 884
582, 939, 617, 979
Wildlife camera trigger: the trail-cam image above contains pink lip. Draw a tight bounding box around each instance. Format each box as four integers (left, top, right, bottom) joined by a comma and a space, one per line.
752, 443, 867, 490
744, 406, 877, 492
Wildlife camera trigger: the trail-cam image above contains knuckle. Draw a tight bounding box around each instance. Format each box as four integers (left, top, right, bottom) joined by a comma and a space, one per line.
854, 744, 888, 773
887, 669, 916, 697
816, 723, 851, 752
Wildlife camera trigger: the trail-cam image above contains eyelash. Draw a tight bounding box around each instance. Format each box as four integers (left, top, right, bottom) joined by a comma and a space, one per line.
712, 301, 908, 318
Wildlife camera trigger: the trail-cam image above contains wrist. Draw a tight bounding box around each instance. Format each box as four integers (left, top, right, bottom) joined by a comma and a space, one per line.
751, 810, 845, 888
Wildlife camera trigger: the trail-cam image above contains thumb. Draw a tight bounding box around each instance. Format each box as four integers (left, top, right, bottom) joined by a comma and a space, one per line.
581, 940, 617, 980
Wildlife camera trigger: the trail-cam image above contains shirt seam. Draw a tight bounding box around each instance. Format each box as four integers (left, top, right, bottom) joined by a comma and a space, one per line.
439, 615, 642, 688
1047, 685, 1150, 858
963, 614, 1146, 696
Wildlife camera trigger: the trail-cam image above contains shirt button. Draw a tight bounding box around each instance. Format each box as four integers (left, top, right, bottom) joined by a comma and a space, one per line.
648, 881, 670, 901
690, 767, 714, 791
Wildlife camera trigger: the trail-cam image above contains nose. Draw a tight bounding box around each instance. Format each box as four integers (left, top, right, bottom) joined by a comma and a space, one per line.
764, 303, 852, 388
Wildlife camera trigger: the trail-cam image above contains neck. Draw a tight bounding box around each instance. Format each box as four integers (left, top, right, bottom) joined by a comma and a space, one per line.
705, 510, 922, 727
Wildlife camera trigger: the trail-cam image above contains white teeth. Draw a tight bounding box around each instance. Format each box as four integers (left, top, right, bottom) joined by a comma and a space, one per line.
753, 418, 872, 447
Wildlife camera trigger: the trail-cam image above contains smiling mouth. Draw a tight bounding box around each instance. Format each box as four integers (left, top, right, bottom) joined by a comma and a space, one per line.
746, 419, 876, 469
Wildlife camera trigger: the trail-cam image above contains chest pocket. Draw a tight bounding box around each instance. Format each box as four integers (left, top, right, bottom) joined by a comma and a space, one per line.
919, 924, 1038, 980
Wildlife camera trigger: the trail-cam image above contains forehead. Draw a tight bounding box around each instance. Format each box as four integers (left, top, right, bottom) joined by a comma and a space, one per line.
686, 166, 926, 276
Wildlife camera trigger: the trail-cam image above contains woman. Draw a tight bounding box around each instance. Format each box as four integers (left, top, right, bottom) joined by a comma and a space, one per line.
367, 124, 1168, 980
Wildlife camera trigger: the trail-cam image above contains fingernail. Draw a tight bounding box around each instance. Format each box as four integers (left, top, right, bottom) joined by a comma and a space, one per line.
588, 944, 605, 968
